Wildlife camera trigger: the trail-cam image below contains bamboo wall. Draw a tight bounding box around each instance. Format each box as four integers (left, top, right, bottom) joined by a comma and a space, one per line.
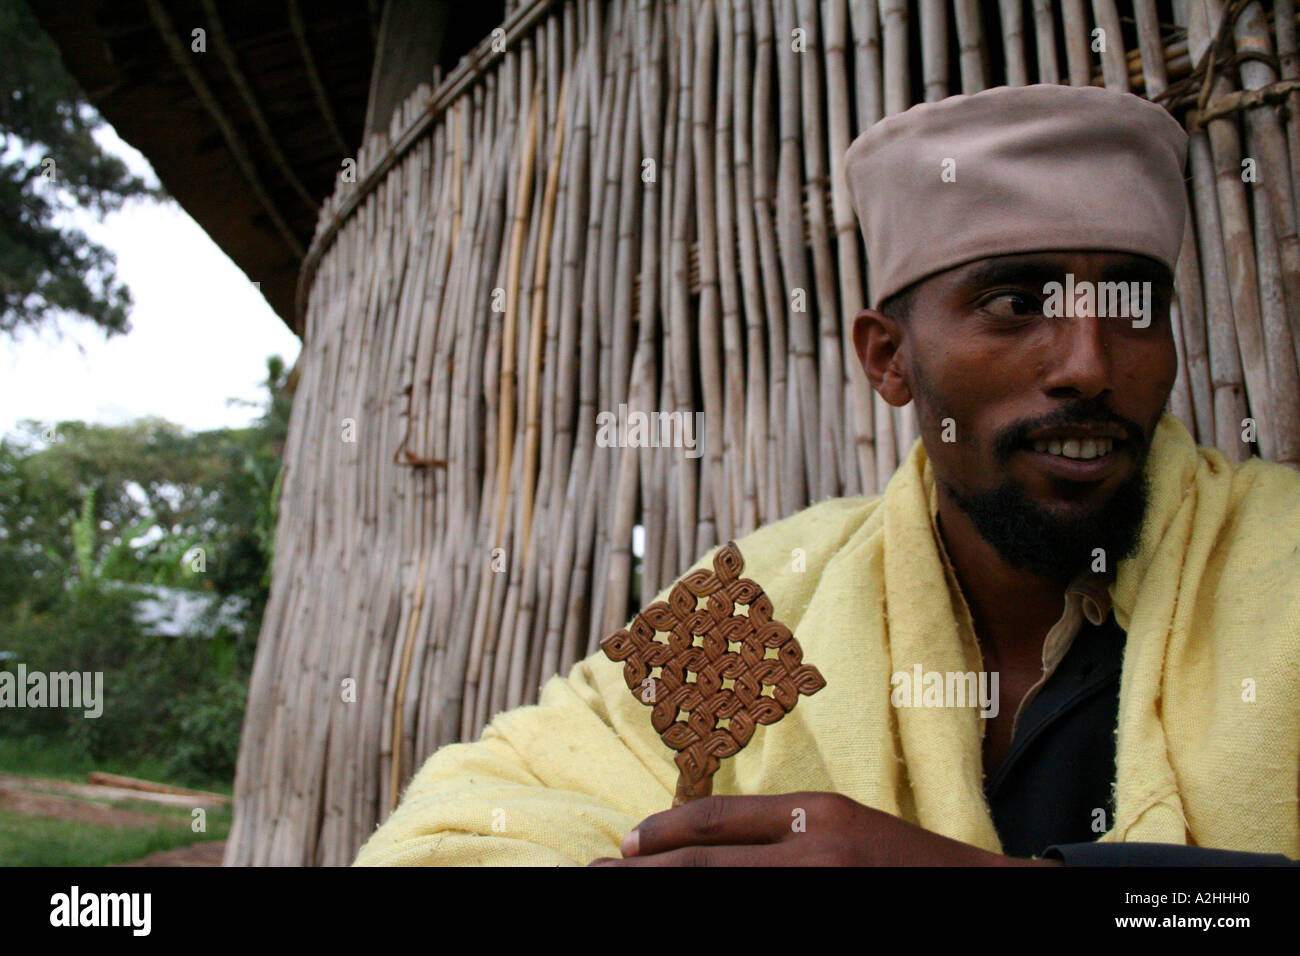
226, 0, 1300, 866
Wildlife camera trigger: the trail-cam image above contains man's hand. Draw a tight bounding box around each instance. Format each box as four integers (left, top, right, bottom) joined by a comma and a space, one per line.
587, 792, 1063, 866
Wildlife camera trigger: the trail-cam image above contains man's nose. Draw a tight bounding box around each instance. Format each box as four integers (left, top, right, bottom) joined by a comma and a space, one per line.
1042, 310, 1114, 400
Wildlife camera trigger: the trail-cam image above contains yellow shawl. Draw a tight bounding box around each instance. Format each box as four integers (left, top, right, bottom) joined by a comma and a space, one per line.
354, 412, 1300, 865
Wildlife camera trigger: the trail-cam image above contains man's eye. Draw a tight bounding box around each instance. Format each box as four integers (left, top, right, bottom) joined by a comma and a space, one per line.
980, 292, 1043, 318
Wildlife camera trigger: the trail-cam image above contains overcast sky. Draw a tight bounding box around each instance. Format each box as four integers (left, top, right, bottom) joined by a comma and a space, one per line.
0, 126, 302, 443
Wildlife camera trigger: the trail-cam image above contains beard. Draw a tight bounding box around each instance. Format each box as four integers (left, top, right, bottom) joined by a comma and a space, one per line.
940, 462, 1151, 584
907, 351, 1157, 584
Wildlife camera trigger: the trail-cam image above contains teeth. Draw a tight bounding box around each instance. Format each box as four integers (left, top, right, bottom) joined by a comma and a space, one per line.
1032, 438, 1113, 459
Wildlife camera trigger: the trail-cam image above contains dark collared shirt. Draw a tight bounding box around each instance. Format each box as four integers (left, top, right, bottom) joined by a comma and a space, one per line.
988, 609, 1295, 866
927, 486, 1294, 865
987, 607, 1124, 856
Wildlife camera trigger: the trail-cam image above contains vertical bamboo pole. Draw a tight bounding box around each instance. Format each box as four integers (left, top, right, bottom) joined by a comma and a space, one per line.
920, 0, 949, 100
798, 0, 846, 500
952, 0, 988, 92
1090, 0, 1130, 90
999, 0, 1029, 86
1060, 0, 1094, 86
1134, 0, 1168, 95
847, 0, 894, 494
776, 0, 821, 501
1030, 0, 1061, 84
754, 0, 801, 514
825, 0, 873, 496
665, 0, 699, 570
1185, 3, 1250, 462
722, 0, 759, 530
735, 0, 773, 528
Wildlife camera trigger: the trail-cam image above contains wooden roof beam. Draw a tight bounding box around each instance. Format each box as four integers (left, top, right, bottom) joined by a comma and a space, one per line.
141, 0, 305, 258
198, 0, 318, 212
287, 0, 352, 157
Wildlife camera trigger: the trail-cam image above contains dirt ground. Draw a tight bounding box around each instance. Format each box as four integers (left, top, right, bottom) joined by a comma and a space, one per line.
0, 773, 224, 865
0, 783, 184, 828
113, 841, 226, 866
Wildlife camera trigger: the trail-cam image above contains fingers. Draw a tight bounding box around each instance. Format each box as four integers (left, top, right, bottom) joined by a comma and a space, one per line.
593, 842, 810, 866
629, 793, 813, 857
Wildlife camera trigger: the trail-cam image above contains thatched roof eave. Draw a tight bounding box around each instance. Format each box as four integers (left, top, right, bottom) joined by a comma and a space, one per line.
27, 0, 381, 333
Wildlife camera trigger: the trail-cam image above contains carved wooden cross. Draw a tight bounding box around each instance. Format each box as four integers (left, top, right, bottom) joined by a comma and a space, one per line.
600, 540, 826, 806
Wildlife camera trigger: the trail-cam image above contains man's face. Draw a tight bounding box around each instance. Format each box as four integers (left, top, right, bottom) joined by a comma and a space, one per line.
854, 251, 1178, 584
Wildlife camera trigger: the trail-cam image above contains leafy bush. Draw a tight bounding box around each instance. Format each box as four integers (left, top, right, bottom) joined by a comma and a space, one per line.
0, 581, 235, 784
165, 677, 248, 784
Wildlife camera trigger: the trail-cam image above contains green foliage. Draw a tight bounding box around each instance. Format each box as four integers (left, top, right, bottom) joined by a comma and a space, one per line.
3, 354, 290, 608
1, 581, 207, 762
0, 734, 178, 787
0, 356, 291, 789
165, 677, 249, 782
0, 581, 246, 789
0, 0, 164, 337
72, 485, 95, 580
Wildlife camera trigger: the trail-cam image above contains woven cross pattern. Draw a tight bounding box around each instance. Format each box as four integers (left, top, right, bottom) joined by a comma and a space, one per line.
600, 540, 826, 805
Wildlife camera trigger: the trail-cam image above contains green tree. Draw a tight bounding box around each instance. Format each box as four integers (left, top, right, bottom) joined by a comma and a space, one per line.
0, 0, 162, 337
221, 354, 292, 593
3, 418, 221, 589
3, 355, 290, 610
0, 357, 291, 782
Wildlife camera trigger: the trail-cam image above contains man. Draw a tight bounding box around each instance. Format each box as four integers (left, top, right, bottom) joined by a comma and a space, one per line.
355, 85, 1300, 866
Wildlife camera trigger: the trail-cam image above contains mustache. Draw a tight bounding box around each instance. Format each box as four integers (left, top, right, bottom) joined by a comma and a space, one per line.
995, 405, 1146, 458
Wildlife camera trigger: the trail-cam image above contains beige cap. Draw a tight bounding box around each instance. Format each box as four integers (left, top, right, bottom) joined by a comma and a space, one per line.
844, 84, 1189, 309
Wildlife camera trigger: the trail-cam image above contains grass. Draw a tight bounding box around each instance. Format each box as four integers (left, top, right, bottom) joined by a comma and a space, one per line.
0, 735, 232, 796
0, 734, 233, 866
0, 804, 231, 867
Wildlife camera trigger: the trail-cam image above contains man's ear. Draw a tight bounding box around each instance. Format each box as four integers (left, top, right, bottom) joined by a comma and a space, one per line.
852, 308, 913, 407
